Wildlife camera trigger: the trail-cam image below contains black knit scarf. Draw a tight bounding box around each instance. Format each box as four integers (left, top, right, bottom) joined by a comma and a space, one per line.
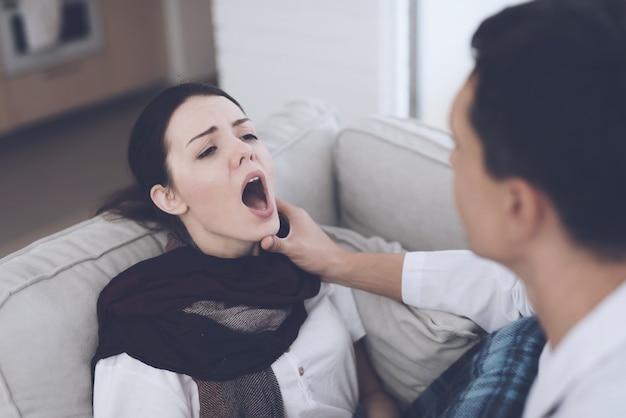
93, 246, 320, 417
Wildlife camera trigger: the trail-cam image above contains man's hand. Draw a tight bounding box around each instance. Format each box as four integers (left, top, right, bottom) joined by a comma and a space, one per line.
262, 199, 405, 300
261, 198, 349, 279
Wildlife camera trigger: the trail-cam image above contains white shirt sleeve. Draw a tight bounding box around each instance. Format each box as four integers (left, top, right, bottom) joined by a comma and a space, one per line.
93, 353, 199, 418
401, 250, 534, 333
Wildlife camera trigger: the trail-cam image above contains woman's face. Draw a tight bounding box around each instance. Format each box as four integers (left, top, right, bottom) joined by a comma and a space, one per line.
152, 95, 279, 258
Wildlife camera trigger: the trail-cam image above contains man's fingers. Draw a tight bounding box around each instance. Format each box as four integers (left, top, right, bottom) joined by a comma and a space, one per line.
261, 235, 280, 252
275, 198, 296, 217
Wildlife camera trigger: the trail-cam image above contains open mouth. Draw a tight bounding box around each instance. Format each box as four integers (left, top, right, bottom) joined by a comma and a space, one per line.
242, 176, 268, 210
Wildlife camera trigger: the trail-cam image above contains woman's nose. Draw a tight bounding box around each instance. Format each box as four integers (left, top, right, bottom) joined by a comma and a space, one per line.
232, 137, 254, 167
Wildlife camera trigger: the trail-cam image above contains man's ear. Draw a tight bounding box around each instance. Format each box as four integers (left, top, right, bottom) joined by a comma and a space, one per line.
504, 178, 545, 240
150, 184, 188, 215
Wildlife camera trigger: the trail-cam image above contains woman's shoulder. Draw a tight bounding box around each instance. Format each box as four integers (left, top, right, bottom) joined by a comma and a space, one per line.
96, 353, 182, 379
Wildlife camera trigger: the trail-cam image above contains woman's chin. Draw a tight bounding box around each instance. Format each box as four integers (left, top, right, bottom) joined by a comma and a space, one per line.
250, 216, 281, 244
267, 214, 282, 237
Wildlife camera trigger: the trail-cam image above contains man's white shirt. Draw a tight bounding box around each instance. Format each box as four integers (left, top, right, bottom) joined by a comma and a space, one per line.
402, 250, 626, 417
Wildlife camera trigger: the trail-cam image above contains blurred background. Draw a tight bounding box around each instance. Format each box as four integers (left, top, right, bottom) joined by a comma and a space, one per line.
0, 0, 522, 257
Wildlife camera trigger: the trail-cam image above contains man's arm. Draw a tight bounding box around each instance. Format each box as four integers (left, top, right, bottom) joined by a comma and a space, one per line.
263, 199, 533, 332
323, 250, 404, 301
261, 199, 404, 300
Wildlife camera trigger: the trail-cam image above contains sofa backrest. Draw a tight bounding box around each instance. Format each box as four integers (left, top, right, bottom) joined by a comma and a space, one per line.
0, 97, 340, 418
335, 115, 466, 251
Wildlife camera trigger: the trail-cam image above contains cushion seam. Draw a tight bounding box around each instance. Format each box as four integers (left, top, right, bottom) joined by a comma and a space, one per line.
337, 125, 452, 167
0, 365, 21, 418
0, 231, 163, 309
367, 115, 454, 143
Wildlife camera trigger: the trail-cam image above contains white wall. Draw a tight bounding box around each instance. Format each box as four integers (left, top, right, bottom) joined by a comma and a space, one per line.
212, 0, 409, 126
416, 0, 526, 132
165, 0, 529, 131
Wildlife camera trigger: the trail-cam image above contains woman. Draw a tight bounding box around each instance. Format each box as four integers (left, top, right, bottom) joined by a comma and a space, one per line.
91, 83, 399, 417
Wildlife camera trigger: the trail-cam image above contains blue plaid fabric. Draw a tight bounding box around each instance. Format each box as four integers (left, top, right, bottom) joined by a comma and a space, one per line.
404, 316, 545, 418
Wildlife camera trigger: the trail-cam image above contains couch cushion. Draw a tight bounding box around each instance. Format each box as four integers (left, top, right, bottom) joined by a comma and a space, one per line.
322, 226, 481, 409
335, 116, 466, 251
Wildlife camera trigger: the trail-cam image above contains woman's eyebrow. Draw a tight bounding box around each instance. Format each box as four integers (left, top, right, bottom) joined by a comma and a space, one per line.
187, 126, 218, 146
232, 118, 251, 127
187, 118, 251, 147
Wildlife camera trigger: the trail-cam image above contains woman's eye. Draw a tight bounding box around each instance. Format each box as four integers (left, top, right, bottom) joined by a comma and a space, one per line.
198, 146, 217, 159
241, 133, 258, 141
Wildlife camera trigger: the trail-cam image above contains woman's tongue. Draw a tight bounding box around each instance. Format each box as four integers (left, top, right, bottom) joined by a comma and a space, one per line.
242, 186, 267, 210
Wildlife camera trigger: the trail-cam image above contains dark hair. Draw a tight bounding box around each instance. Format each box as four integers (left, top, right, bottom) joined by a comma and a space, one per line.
97, 83, 244, 242
469, 0, 626, 260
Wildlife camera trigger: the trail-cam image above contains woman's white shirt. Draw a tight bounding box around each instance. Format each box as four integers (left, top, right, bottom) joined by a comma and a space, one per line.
93, 282, 365, 418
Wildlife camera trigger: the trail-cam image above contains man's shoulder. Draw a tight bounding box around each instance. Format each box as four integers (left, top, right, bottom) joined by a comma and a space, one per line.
555, 351, 626, 417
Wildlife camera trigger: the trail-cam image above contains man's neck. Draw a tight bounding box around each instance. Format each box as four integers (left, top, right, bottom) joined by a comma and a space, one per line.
510, 246, 626, 349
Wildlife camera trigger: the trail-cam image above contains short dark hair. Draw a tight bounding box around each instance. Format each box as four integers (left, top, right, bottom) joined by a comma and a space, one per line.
97, 83, 243, 242
470, 0, 626, 260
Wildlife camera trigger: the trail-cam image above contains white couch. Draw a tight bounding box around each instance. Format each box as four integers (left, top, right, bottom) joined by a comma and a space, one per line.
0, 98, 482, 417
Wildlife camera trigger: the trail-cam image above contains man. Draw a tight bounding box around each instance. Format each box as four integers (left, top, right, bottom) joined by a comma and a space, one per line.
261, 0, 626, 416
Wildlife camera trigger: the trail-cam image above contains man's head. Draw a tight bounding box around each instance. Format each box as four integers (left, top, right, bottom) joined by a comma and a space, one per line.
452, 0, 626, 261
